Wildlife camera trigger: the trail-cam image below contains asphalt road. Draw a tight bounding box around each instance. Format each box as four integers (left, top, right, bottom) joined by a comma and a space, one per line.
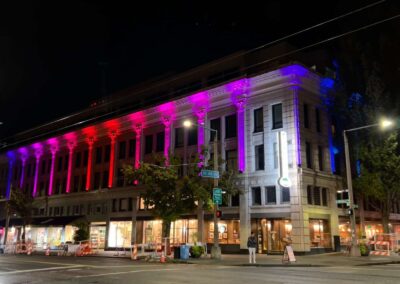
0, 255, 399, 284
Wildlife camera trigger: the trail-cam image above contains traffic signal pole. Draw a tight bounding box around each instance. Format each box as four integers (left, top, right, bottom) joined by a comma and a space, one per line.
211, 129, 221, 259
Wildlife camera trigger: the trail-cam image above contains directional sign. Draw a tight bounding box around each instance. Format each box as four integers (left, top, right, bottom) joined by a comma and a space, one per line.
213, 188, 222, 205
201, 169, 220, 179
336, 199, 349, 205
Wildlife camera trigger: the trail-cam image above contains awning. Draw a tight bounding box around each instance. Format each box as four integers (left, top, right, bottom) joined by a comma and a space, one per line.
0, 216, 85, 227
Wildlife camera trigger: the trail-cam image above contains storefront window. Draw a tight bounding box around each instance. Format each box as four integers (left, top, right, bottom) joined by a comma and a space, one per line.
143, 219, 198, 245
108, 221, 132, 248
90, 223, 106, 249
252, 219, 292, 253
205, 220, 240, 245
309, 219, 331, 248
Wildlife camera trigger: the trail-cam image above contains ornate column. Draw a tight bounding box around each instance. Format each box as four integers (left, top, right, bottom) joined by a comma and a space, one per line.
48, 142, 58, 196
66, 141, 76, 193
133, 123, 143, 170
18, 148, 28, 189
85, 137, 95, 191
161, 116, 172, 166
6, 151, 15, 199
32, 147, 43, 197
233, 96, 247, 173
195, 108, 207, 166
108, 131, 118, 188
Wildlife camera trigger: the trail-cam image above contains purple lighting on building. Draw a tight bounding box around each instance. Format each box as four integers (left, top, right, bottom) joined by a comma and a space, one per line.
47, 138, 59, 196
158, 102, 176, 165
18, 147, 28, 189
6, 151, 15, 199
32, 143, 43, 197
227, 78, 250, 173
292, 87, 302, 167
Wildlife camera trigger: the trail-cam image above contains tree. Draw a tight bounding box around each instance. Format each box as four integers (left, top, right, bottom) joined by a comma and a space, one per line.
122, 153, 240, 246
353, 133, 400, 233
7, 187, 34, 243
73, 221, 90, 243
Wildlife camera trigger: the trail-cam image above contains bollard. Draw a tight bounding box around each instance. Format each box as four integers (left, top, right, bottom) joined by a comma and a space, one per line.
160, 252, 166, 263
45, 248, 50, 256
131, 244, 138, 260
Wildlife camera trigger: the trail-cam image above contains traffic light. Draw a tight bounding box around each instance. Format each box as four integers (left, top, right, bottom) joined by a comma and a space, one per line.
216, 210, 222, 218
347, 208, 353, 216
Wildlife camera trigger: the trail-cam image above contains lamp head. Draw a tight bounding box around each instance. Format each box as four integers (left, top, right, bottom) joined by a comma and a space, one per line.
380, 119, 393, 129
183, 120, 192, 128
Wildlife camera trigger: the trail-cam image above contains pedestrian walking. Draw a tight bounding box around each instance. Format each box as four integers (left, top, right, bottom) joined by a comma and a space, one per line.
247, 231, 257, 264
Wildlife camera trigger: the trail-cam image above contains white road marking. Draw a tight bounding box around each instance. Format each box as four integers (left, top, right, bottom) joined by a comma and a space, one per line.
0, 265, 84, 275
75, 268, 179, 278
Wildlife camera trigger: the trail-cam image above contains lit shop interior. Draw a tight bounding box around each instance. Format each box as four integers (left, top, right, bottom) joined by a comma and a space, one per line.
251, 219, 292, 253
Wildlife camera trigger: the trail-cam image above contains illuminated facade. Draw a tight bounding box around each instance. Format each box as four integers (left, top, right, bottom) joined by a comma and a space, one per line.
0, 61, 348, 253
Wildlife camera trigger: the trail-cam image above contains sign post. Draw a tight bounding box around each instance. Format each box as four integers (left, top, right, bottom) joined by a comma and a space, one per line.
213, 188, 222, 205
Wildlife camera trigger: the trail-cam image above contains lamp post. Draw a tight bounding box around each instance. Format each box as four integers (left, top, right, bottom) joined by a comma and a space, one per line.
183, 120, 221, 259
343, 119, 393, 257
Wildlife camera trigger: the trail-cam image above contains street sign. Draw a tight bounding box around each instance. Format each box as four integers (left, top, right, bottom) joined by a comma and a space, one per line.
201, 169, 219, 179
336, 199, 349, 204
353, 204, 359, 209
213, 188, 222, 205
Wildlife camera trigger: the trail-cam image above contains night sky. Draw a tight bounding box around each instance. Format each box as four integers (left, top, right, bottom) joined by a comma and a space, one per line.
0, 0, 399, 139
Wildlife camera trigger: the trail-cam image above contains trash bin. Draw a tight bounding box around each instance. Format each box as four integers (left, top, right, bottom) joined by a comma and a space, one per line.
174, 246, 180, 259
333, 235, 341, 252
180, 245, 189, 260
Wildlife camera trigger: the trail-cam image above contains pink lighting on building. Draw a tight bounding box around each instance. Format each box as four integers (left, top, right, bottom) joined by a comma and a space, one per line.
18, 147, 28, 189
47, 138, 59, 196
158, 102, 176, 166
129, 111, 145, 171
32, 143, 43, 197
108, 131, 118, 188
227, 79, 250, 173
64, 132, 77, 193
82, 126, 97, 191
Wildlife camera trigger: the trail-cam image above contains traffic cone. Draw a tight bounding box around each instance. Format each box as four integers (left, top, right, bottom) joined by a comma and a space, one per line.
45, 248, 50, 256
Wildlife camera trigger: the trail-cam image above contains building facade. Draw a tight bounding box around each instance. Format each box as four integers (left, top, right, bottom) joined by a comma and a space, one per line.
0, 62, 346, 253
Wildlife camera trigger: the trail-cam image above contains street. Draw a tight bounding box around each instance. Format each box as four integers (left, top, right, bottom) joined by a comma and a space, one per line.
0, 255, 399, 284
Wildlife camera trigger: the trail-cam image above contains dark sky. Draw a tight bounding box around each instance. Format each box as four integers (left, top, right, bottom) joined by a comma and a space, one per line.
0, 0, 399, 138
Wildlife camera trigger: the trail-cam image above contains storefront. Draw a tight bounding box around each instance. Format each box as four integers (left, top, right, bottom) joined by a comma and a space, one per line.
108, 221, 132, 248
204, 220, 240, 245
90, 222, 106, 249
251, 218, 292, 253
25, 225, 76, 248
309, 219, 331, 249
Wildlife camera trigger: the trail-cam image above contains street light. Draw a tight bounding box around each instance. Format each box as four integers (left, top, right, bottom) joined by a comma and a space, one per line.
343, 118, 393, 256
183, 119, 221, 259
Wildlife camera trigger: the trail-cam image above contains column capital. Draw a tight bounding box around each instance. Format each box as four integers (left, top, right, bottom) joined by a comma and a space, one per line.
161, 115, 172, 128
134, 123, 143, 136
67, 140, 77, 151
50, 145, 58, 155
86, 136, 96, 146
109, 130, 118, 142
34, 149, 43, 159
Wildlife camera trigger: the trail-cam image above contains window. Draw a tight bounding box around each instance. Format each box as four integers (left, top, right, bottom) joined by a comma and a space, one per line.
104, 145, 110, 162
81, 175, 86, 191
112, 199, 118, 212
225, 114, 237, 138
57, 157, 63, 172
73, 176, 80, 193
307, 185, 313, 204
75, 152, 81, 168
94, 172, 101, 190
49, 207, 53, 216
225, 150, 238, 172
83, 150, 88, 166
306, 142, 312, 169
272, 104, 283, 129
313, 187, 321, 205
156, 132, 164, 152
231, 194, 240, 207
128, 139, 135, 158
322, 188, 328, 206
175, 128, 184, 148
54, 207, 60, 216
210, 118, 221, 141
47, 159, 51, 174
102, 171, 109, 188
119, 141, 126, 159
187, 126, 197, 146
254, 107, 264, 133
318, 146, 324, 171
281, 187, 290, 203
95, 147, 102, 164
304, 104, 309, 128
145, 135, 153, 154
117, 167, 124, 187
315, 108, 321, 132
252, 187, 261, 205
41, 160, 46, 175
266, 186, 276, 204
119, 198, 129, 212
255, 145, 265, 171
64, 155, 69, 171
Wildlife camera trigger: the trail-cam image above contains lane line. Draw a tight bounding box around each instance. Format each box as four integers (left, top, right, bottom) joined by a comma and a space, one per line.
0, 265, 84, 275
0, 259, 88, 267
75, 268, 179, 278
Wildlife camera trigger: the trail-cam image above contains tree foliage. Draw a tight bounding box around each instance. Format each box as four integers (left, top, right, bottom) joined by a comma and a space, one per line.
353, 134, 400, 232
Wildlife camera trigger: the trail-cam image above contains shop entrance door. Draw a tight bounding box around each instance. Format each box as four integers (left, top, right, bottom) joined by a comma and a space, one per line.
90, 225, 106, 249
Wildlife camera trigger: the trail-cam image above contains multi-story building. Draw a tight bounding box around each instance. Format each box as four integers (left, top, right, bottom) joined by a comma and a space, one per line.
0, 47, 351, 254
